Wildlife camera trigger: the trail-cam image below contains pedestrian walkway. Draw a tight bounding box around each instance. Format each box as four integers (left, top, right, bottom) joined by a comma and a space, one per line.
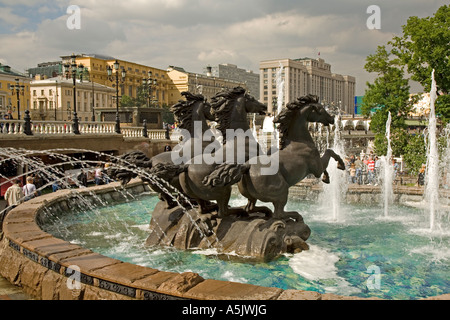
0, 276, 33, 300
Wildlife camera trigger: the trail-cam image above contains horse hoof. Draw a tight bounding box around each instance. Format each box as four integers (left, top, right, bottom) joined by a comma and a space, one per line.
338, 162, 346, 170
322, 176, 330, 184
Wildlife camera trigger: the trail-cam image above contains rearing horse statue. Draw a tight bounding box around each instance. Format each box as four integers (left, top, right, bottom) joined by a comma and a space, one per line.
108, 91, 215, 206
237, 94, 346, 219
153, 87, 267, 217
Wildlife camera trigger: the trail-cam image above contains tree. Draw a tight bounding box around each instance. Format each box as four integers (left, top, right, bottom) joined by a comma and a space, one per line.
390, 4, 450, 123
120, 95, 134, 108
361, 46, 414, 156
362, 5, 449, 173
402, 133, 427, 175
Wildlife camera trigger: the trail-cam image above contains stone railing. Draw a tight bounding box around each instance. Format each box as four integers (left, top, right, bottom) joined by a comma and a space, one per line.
0, 119, 168, 140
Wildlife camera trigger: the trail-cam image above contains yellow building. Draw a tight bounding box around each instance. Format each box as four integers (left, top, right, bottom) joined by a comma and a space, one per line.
166, 66, 247, 106
0, 63, 31, 120
61, 54, 170, 107
30, 75, 115, 122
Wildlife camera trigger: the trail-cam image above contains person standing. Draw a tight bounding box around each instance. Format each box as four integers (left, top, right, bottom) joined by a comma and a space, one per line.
367, 156, 375, 185
354, 156, 363, 185
94, 165, 103, 185
23, 176, 37, 200
349, 164, 357, 184
77, 169, 88, 187
4, 179, 24, 208
374, 156, 381, 186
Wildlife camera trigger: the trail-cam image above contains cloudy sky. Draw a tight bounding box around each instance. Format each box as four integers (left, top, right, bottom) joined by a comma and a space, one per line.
0, 0, 447, 95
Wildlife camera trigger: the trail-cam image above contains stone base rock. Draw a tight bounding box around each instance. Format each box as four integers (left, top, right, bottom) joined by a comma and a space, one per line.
146, 201, 311, 262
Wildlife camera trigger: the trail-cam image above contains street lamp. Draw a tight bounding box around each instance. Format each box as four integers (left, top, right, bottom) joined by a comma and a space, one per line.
142, 71, 158, 108
107, 60, 126, 134
11, 78, 24, 120
64, 54, 84, 134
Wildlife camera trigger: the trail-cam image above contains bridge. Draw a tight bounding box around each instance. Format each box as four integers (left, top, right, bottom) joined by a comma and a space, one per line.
0, 118, 175, 157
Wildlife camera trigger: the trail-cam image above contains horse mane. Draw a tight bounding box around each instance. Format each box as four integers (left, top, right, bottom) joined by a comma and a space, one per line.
211, 86, 246, 140
170, 91, 205, 131
274, 94, 319, 149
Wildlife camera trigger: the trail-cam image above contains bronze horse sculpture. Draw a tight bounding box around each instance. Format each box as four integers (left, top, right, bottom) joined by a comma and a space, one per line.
153, 87, 267, 217
108, 91, 215, 206
236, 94, 346, 219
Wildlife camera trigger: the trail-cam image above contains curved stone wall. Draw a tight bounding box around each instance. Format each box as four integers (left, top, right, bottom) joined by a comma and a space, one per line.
0, 180, 447, 300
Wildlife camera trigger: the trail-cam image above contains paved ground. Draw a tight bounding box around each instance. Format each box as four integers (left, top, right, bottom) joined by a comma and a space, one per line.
0, 276, 33, 300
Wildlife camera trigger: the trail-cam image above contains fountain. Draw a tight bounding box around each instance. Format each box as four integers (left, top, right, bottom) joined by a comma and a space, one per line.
112, 90, 346, 262
382, 111, 393, 217
320, 113, 347, 221
1, 87, 449, 300
424, 70, 440, 231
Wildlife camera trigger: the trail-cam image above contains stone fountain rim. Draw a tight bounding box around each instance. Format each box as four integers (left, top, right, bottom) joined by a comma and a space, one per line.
1, 179, 448, 300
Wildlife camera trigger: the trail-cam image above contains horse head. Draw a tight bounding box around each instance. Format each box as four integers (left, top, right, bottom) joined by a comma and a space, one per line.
171, 91, 212, 135
297, 94, 334, 126
242, 92, 266, 116
274, 94, 334, 149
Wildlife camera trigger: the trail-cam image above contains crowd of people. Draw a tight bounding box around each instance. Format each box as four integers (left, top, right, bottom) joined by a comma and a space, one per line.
3, 163, 114, 210
342, 154, 401, 186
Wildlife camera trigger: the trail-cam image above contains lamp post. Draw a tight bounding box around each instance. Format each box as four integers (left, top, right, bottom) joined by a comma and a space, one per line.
11, 78, 24, 120
107, 60, 126, 134
64, 54, 84, 134
142, 71, 157, 108
91, 78, 95, 122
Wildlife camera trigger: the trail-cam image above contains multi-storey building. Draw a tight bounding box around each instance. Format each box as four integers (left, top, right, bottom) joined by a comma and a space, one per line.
30, 75, 115, 122
28, 55, 250, 122
60, 54, 170, 107
206, 64, 260, 100
260, 58, 356, 115
0, 63, 31, 120
166, 66, 248, 106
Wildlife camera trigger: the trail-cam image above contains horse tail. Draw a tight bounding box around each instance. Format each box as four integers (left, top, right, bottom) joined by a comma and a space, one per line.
149, 163, 188, 181
202, 163, 250, 187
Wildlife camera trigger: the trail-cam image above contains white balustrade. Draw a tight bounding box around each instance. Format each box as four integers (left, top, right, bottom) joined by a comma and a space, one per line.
1, 119, 169, 140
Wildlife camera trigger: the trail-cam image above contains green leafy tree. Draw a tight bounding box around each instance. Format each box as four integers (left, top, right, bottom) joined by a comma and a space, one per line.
402, 133, 427, 175
361, 46, 414, 156
390, 4, 450, 123
120, 95, 134, 108
363, 5, 449, 173
161, 103, 174, 124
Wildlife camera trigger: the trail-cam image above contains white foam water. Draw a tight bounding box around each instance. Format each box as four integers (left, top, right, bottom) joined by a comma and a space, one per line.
288, 245, 360, 295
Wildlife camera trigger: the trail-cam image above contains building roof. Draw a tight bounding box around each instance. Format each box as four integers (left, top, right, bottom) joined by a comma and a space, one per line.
30, 76, 114, 90
84, 53, 117, 61
0, 63, 27, 78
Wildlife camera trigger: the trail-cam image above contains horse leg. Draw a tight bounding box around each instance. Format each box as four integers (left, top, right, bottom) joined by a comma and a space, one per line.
322, 170, 330, 184
322, 149, 345, 170
320, 150, 346, 183
273, 197, 302, 222
244, 199, 272, 216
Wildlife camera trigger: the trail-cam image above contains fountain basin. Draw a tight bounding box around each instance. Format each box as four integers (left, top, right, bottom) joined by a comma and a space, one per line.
0, 180, 353, 300
1, 180, 448, 300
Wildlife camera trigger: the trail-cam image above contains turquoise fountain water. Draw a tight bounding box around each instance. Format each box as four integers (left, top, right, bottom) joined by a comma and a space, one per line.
42, 192, 450, 300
